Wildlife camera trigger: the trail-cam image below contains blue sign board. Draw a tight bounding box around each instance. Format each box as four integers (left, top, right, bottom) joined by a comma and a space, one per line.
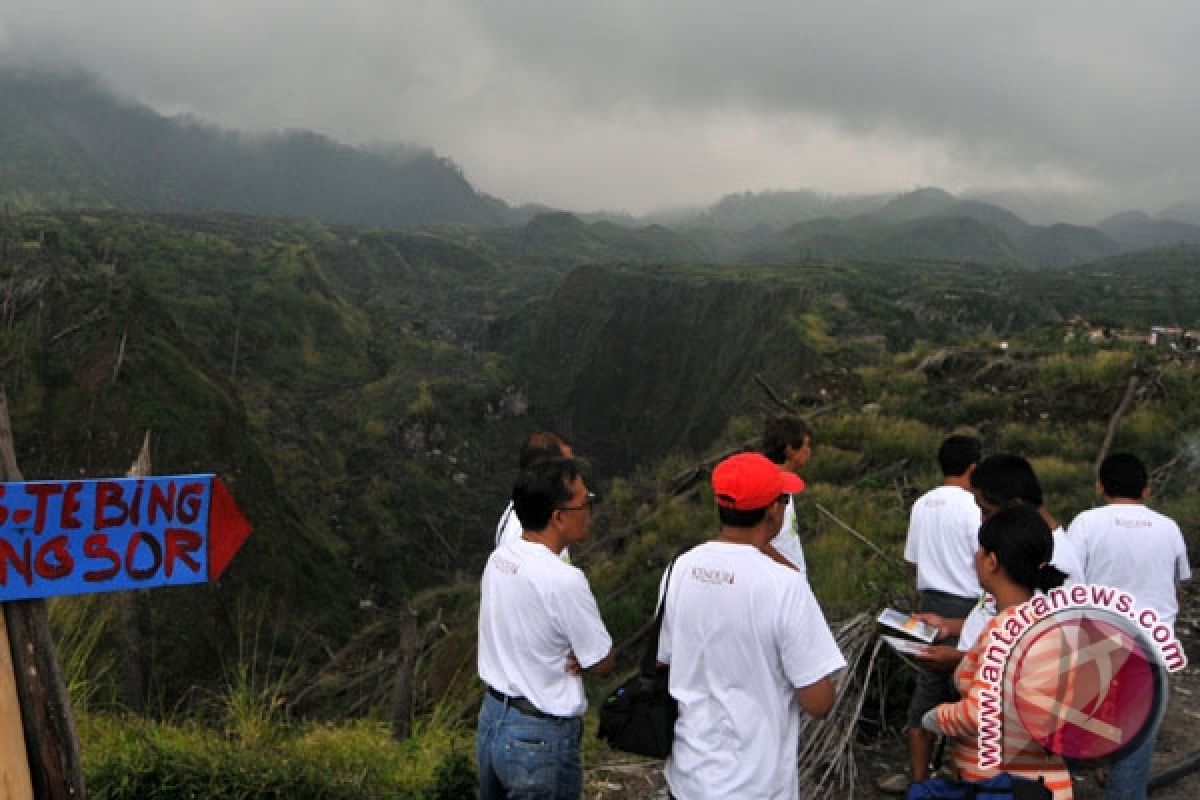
0, 474, 251, 602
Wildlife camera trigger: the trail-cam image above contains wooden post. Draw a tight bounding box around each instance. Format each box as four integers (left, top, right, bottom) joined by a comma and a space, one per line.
118, 433, 154, 712
0, 385, 34, 799
390, 606, 418, 741
0, 611, 34, 800
0, 389, 87, 800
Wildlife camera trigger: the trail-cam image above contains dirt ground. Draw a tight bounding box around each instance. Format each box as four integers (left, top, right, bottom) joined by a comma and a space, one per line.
582, 582, 1200, 799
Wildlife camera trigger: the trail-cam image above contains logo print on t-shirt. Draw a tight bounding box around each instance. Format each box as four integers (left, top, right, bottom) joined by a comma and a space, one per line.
493, 555, 520, 575
690, 567, 735, 585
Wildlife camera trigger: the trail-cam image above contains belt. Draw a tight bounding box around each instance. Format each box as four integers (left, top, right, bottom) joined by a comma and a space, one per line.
487, 686, 567, 721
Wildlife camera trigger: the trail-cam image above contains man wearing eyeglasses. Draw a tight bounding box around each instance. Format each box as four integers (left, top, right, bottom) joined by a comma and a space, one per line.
477, 457, 615, 799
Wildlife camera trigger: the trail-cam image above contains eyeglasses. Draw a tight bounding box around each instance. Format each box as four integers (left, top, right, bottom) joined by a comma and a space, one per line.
558, 492, 596, 512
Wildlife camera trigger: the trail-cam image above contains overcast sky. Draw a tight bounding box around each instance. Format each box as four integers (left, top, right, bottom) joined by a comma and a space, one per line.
2, 1, 1197, 219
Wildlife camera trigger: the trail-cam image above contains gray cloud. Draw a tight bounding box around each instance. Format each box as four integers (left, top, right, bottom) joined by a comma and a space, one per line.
3, 0, 1198, 218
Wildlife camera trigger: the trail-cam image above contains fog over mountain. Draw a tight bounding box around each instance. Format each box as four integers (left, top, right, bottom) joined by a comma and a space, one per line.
3, 1, 1199, 221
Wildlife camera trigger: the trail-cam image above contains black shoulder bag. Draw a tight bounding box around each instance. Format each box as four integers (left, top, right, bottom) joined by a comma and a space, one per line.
596, 558, 679, 758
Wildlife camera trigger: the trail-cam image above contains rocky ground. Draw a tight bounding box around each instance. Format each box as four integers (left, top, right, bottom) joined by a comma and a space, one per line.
582, 582, 1200, 799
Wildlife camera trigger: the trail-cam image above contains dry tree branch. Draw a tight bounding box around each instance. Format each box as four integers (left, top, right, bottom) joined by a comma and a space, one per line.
796, 613, 884, 799
1094, 374, 1139, 475
753, 372, 800, 414
110, 330, 127, 384
814, 503, 889, 563
48, 305, 107, 344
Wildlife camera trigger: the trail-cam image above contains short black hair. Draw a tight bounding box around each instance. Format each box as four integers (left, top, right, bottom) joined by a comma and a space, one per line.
978, 506, 1066, 592
717, 505, 769, 528
970, 454, 1044, 509
938, 435, 981, 478
1099, 452, 1148, 500
512, 458, 579, 532
518, 431, 570, 470
762, 414, 812, 465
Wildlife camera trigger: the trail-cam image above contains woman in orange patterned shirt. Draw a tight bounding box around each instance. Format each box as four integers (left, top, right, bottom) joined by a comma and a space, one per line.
925, 505, 1074, 799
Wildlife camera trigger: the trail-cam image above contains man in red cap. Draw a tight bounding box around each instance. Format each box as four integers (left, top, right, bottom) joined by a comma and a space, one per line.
656, 452, 846, 799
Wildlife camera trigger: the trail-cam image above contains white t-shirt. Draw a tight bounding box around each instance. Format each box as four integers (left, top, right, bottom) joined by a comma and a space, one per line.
768, 495, 807, 576
495, 502, 522, 548
496, 501, 570, 563
657, 541, 846, 800
1050, 525, 1086, 585
904, 485, 982, 599
957, 527, 1084, 651
477, 537, 611, 717
958, 594, 996, 652
1067, 503, 1191, 632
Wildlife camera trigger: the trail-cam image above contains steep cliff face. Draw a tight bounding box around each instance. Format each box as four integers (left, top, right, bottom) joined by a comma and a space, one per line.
508, 265, 821, 473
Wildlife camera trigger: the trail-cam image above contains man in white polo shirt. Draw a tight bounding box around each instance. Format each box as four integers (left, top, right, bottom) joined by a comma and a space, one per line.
882, 435, 982, 793
657, 452, 845, 799
477, 457, 614, 799
1067, 452, 1191, 800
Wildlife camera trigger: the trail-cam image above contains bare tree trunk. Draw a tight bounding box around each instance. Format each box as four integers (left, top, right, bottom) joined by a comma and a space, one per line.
111, 331, 127, 384
753, 371, 800, 414
390, 606, 419, 740
118, 432, 154, 713
1095, 375, 1139, 475
0, 390, 87, 800
230, 325, 240, 382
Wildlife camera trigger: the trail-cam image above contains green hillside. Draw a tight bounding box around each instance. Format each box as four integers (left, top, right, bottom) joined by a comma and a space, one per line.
0, 70, 512, 226
6, 67, 1190, 271
3, 205, 1200, 795
7, 205, 1200, 705
1, 210, 544, 705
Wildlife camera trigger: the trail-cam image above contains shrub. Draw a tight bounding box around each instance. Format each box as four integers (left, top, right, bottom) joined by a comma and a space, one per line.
960, 390, 1011, 426
997, 421, 1106, 462
817, 413, 937, 469
426, 752, 476, 799
800, 485, 912, 614
1035, 350, 1133, 386
1118, 407, 1184, 465
1029, 456, 1094, 512
806, 445, 863, 485
80, 712, 475, 799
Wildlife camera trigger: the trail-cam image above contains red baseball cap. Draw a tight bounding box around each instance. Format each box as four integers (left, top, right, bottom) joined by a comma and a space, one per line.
712, 452, 805, 511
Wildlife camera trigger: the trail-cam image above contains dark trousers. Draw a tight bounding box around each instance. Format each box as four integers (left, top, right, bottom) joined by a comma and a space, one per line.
906, 589, 978, 729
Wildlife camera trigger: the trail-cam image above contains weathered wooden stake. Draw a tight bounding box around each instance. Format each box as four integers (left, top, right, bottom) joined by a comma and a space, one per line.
0, 610, 34, 800
390, 606, 418, 741
118, 432, 154, 713
0, 389, 87, 800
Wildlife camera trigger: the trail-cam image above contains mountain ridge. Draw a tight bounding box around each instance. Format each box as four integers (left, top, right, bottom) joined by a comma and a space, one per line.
6, 67, 1200, 270
0, 69, 516, 227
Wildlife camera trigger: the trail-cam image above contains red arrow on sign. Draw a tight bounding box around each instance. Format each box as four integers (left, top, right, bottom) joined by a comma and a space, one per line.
208, 477, 253, 581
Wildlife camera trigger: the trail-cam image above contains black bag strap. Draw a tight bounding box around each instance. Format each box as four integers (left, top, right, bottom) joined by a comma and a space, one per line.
640, 554, 682, 678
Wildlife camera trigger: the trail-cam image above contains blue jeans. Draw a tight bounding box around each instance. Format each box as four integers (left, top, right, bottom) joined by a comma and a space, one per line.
1103, 704, 1164, 800
477, 690, 584, 799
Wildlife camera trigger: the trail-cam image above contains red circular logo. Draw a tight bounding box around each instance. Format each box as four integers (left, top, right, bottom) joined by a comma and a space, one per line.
1008, 610, 1164, 761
